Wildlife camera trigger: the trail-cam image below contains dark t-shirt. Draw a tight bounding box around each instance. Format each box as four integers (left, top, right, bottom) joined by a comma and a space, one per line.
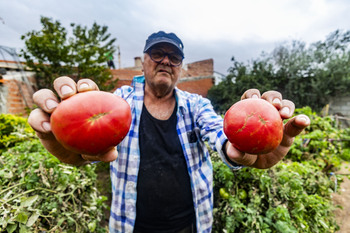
134, 103, 195, 232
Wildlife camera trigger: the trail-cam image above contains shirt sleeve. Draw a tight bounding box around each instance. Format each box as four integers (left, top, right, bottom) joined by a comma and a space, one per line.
194, 96, 242, 170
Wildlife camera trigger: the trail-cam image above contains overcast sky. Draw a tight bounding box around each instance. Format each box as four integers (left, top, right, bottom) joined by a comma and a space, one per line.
1, 0, 350, 75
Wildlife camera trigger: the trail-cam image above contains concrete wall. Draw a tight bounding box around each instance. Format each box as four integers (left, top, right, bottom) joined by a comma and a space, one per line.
328, 96, 350, 117
327, 96, 350, 128
0, 84, 8, 113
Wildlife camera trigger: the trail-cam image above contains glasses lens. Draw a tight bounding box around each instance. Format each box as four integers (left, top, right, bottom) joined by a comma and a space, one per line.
169, 53, 182, 66
150, 49, 164, 62
149, 48, 183, 66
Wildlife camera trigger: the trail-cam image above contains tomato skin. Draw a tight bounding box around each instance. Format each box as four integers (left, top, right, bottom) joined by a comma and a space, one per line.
223, 99, 283, 154
51, 91, 132, 155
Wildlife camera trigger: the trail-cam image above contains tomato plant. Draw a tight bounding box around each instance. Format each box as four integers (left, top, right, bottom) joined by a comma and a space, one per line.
212, 106, 350, 233
0, 114, 108, 232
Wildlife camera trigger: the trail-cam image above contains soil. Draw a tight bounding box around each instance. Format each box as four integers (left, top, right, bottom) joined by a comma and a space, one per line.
332, 162, 350, 233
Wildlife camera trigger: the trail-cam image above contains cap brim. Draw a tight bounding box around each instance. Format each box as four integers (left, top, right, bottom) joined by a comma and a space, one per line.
144, 38, 184, 57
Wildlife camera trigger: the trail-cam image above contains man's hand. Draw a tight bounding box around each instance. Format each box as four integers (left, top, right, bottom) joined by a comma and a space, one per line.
225, 89, 310, 169
28, 76, 118, 165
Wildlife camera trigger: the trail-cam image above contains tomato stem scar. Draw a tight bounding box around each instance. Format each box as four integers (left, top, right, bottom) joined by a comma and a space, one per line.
259, 115, 267, 125
237, 113, 255, 133
89, 112, 109, 121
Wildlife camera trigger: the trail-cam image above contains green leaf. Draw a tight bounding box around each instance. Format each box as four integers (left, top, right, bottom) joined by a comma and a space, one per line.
88, 221, 97, 232
319, 219, 329, 229
26, 212, 40, 227
19, 224, 30, 233
20, 195, 39, 208
6, 223, 17, 233
16, 212, 29, 224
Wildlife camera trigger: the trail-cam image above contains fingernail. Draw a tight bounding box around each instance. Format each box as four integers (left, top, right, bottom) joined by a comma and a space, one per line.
299, 115, 309, 124
79, 83, 89, 91
281, 107, 290, 116
61, 85, 74, 96
46, 99, 58, 110
42, 122, 51, 132
273, 98, 281, 104
252, 94, 259, 99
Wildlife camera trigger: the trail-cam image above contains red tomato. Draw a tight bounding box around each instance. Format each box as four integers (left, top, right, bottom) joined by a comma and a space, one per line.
223, 98, 283, 154
51, 91, 131, 155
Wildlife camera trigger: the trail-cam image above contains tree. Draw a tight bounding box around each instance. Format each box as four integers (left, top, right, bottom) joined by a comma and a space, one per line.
208, 56, 277, 113
208, 30, 350, 112
21, 16, 117, 90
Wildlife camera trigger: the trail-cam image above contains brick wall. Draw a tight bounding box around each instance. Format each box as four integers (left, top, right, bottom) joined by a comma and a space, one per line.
110, 69, 143, 92
179, 59, 214, 97
177, 77, 214, 97
0, 71, 36, 116
182, 59, 213, 77
5, 80, 35, 115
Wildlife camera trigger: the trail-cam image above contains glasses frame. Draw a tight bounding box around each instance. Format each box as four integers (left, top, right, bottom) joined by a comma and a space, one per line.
146, 48, 184, 67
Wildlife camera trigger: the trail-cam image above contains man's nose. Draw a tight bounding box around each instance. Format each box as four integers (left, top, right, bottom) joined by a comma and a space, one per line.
161, 55, 171, 66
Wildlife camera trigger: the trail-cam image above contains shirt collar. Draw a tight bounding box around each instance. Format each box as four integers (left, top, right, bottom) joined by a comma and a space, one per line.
132, 75, 188, 114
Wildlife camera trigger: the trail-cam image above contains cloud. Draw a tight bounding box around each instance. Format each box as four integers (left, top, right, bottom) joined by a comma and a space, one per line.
1, 0, 350, 74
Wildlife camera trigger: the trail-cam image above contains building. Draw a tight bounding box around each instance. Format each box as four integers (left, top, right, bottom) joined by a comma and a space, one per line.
0, 60, 36, 116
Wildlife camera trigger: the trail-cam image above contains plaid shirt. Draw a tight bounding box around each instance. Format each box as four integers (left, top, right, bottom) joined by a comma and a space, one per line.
109, 76, 241, 232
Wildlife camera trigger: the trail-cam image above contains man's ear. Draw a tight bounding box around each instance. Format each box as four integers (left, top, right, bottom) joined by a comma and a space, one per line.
142, 54, 146, 72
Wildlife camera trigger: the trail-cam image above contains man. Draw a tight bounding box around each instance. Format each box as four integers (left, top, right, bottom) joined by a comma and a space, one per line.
28, 31, 310, 233
105, 51, 116, 69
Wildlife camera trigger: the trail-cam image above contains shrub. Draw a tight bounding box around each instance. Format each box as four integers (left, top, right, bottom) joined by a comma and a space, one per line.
212, 155, 339, 233
0, 139, 108, 232
0, 114, 35, 152
0, 114, 107, 232
212, 107, 349, 233
287, 107, 350, 168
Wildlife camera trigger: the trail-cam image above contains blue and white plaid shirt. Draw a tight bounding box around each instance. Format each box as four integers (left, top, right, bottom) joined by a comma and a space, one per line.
109, 76, 241, 232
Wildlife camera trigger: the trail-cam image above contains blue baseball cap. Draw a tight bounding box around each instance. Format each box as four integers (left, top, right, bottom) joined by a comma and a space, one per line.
143, 31, 184, 58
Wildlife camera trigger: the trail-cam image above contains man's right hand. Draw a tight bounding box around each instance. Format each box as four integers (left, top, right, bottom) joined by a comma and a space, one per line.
28, 76, 118, 165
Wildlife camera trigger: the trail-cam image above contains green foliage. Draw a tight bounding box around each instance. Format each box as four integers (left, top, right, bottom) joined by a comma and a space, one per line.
0, 114, 35, 151
207, 74, 238, 114
212, 107, 350, 232
208, 29, 350, 112
212, 157, 339, 233
207, 56, 278, 113
0, 115, 107, 232
287, 107, 350, 168
21, 16, 117, 91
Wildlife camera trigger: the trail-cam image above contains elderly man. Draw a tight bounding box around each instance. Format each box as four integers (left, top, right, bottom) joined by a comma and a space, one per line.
28, 31, 310, 233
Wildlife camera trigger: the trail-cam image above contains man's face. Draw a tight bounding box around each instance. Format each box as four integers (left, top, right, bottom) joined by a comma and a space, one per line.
143, 43, 183, 98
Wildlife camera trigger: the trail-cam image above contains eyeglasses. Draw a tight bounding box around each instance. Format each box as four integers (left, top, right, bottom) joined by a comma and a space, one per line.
146, 48, 183, 67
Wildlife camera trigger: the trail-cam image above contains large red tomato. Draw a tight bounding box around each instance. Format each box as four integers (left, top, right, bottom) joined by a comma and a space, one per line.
51, 91, 132, 155
223, 98, 283, 154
